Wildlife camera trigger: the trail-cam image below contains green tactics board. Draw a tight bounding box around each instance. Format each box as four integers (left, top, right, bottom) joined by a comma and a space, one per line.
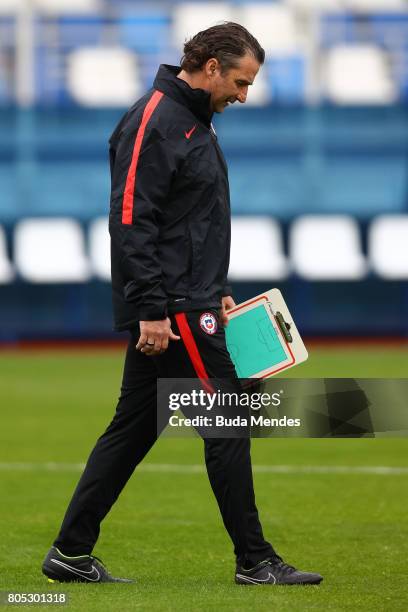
225, 289, 308, 379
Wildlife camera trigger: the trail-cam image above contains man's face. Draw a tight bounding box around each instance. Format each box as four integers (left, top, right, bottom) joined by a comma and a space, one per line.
208, 53, 260, 113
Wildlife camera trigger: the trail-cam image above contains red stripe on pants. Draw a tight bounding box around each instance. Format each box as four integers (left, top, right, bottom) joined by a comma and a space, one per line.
175, 313, 214, 394
121, 90, 164, 225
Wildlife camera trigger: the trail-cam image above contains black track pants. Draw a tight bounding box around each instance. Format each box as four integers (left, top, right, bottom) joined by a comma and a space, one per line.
53, 310, 275, 565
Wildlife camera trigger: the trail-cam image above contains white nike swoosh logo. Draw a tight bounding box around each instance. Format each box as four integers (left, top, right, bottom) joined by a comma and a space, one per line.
236, 572, 276, 585
51, 558, 100, 582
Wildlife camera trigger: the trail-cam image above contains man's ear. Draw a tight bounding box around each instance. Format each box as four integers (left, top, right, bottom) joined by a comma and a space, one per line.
205, 57, 219, 78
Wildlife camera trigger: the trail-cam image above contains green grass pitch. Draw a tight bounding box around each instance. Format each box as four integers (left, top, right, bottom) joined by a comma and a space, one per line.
0, 346, 407, 611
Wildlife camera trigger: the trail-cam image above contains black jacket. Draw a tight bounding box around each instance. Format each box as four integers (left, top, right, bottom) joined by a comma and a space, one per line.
109, 64, 232, 331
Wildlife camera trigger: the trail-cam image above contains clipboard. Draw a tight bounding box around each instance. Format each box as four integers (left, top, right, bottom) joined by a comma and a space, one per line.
225, 289, 308, 379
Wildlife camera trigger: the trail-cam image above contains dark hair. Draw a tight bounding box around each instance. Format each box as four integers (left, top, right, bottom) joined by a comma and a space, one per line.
180, 22, 265, 74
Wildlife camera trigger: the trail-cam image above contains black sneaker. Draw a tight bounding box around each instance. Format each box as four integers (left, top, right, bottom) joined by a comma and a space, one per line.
235, 555, 323, 585
42, 547, 133, 583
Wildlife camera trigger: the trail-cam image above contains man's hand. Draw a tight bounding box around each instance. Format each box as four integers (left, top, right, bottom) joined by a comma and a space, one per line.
136, 318, 180, 356
221, 295, 236, 327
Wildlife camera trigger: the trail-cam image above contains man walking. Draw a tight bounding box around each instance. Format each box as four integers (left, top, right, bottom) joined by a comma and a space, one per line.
42, 22, 322, 586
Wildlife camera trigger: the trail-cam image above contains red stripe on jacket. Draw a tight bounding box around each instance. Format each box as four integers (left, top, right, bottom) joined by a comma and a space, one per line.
175, 313, 214, 394
121, 90, 164, 225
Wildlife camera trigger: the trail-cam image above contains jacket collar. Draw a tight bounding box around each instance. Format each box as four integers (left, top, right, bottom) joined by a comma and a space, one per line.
153, 64, 213, 128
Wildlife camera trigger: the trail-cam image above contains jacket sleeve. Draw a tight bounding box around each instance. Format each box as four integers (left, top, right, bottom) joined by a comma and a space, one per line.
109, 121, 178, 321
222, 284, 233, 298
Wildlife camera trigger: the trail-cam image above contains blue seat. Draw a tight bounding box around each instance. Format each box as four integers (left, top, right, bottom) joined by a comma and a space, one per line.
267, 56, 305, 104
118, 10, 171, 54
320, 12, 358, 47
370, 14, 408, 101
370, 13, 408, 47
55, 15, 105, 48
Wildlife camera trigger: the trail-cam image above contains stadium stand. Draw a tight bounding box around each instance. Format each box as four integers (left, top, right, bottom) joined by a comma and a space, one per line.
33, 0, 100, 15
0, 226, 14, 284
229, 216, 289, 280
67, 47, 142, 106
289, 215, 367, 280
6, 215, 408, 284
1, 1, 408, 338
239, 3, 298, 54
368, 215, 408, 279
3, 2, 408, 106
118, 7, 171, 55
320, 10, 408, 102
171, 3, 234, 48
344, 0, 407, 11
14, 218, 90, 283
286, 0, 343, 9
0, 212, 406, 338
323, 44, 396, 104
88, 216, 111, 281
0, 0, 24, 13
